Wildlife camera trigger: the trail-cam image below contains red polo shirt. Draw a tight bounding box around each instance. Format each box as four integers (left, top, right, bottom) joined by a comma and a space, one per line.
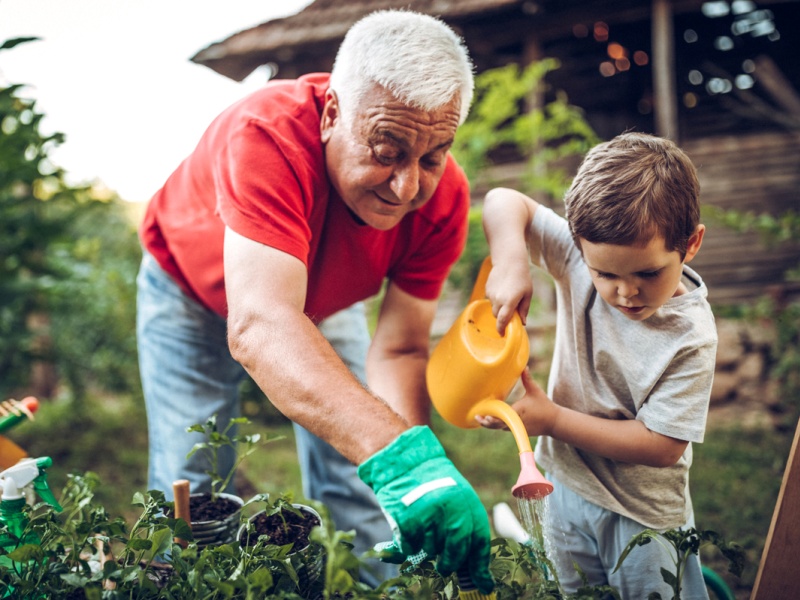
140, 73, 469, 321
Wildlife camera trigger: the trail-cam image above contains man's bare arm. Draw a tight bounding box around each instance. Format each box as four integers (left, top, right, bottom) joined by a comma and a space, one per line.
367, 282, 438, 426
223, 227, 408, 464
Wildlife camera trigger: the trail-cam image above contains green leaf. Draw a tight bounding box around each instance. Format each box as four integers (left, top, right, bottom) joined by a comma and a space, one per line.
660, 567, 677, 587
0, 37, 40, 51
173, 518, 194, 541
7, 543, 43, 562
613, 529, 659, 572
127, 537, 152, 551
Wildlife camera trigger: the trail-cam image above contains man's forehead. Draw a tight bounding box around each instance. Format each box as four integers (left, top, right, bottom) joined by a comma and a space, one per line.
354, 104, 459, 149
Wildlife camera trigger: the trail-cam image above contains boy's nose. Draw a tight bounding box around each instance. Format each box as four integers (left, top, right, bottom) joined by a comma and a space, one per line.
618, 281, 638, 299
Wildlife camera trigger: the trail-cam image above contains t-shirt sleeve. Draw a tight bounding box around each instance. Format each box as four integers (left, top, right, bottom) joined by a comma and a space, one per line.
215, 119, 314, 266
636, 338, 716, 443
530, 205, 579, 282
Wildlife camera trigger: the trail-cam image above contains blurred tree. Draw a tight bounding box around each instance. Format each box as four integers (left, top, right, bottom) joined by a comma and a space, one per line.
448, 59, 599, 291
1, 38, 141, 405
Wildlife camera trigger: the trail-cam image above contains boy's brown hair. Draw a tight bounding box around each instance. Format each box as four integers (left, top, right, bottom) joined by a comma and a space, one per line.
564, 132, 701, 258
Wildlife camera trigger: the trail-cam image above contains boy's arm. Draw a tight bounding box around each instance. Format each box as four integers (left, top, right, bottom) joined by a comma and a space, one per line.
480, 370, 689, 468
482, 188, 539, 334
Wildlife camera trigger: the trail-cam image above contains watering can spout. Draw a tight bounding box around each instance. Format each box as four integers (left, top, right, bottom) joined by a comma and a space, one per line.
512, 452, 553, 499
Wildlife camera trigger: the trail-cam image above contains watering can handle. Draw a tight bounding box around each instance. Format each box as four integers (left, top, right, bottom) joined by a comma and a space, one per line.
469, 257, 494, 304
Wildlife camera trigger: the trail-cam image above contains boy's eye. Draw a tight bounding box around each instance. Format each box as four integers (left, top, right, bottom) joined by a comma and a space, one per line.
595, 271, 614, 280
638, 270, 661, 279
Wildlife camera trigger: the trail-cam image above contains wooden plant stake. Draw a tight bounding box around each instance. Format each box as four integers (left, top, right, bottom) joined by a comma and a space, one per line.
752, 418, 800, 599
173, 479, 192, 549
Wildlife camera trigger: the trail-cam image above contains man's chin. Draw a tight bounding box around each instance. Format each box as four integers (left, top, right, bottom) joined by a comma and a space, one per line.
358, 210, 406, 231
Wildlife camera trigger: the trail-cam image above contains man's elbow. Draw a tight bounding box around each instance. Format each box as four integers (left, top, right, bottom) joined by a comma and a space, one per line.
227, 313, 254, 368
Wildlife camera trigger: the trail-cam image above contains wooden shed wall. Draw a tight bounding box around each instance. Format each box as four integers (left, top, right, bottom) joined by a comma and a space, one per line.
474, 130, 800, 308
683, 131, 800, 306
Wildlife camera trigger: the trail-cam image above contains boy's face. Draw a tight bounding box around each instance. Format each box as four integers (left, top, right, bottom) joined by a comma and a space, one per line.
578, 228, 704, 322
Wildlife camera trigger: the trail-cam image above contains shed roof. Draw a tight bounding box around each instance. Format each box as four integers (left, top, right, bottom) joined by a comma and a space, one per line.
191, 0, 523, 82
192, 0, 727, 82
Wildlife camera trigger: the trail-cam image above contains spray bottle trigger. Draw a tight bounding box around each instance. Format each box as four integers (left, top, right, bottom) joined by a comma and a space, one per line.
32, 457, 62, 512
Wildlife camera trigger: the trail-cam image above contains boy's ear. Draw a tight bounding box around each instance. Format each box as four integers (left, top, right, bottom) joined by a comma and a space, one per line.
683, 224, 705, 263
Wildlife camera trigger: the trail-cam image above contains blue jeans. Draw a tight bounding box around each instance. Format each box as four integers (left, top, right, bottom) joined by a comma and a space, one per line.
136, 252, 396, 585
545, 475, 708, 599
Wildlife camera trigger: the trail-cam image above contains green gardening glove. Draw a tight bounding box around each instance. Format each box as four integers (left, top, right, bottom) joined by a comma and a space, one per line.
358, 426, 494, 594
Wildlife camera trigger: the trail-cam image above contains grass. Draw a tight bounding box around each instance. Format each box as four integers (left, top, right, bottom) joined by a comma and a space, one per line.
691, 420, 793, 596
9, 389, 795, 599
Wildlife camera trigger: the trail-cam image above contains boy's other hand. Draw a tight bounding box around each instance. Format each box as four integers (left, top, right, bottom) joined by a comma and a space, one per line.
474, 414, 507, 429
511, 369, 558, 437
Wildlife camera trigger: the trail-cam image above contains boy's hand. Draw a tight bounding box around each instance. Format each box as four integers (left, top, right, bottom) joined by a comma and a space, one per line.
485, 261, 533, 334
511, 369, 558, 437
473, 414, 507, 429
475, 370, 558, 437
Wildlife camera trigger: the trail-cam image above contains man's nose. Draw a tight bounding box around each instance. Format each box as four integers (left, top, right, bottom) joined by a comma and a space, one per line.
389, 162, 420, 203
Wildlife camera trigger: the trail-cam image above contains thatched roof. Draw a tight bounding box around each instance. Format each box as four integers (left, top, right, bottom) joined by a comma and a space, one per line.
191, 0, 522, 81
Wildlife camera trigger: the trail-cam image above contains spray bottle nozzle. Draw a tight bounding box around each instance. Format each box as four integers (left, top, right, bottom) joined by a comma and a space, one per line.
0, 457, 62, 512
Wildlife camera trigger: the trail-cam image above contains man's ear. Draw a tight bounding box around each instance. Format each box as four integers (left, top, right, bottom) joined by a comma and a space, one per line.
320, 89, 340, 143
683, 224, 705, 263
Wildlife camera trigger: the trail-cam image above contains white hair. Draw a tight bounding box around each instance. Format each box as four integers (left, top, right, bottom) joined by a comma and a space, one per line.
329, 10, 475, 124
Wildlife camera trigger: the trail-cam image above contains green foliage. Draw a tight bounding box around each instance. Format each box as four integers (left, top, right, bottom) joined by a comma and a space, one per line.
0, 467, 742, 599
451, 60, 599, 199
46, 197, 141, 398
705, 206, 800, 252
447, 206, 489, 292
706, 205, 800, 430
447, 60, 598, 297
1, 40, 70, 394
691, 425, 790, 589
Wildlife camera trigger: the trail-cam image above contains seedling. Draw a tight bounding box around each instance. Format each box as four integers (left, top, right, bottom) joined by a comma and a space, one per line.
615, 527, 744, 600
186, 415, 277, 502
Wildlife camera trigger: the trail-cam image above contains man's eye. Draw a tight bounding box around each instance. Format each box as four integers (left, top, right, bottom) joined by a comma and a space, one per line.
373, 145, 399, 165
375, 153, 396, 165
422, 153, 445, 169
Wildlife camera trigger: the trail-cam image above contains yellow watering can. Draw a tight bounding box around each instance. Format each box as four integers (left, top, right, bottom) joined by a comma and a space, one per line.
427, 257, 553, 499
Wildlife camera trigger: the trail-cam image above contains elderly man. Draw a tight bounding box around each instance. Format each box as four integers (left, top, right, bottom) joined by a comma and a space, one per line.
136, 9, 492, 591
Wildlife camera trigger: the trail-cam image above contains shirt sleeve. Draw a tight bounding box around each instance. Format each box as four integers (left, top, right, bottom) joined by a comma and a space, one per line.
636, 338, 717, 443
215, 119, 315, 266
530, 205, 580, 282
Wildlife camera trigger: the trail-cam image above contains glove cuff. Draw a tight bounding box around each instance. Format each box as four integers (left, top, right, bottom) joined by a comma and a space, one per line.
357, 425, 445, 490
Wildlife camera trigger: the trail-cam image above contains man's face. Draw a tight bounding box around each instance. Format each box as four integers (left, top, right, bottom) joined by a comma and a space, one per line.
578, 231, 702, 321
320, 84, 461, 231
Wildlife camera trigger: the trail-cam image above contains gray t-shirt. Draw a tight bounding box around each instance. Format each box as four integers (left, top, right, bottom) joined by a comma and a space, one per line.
531, 207, 717, 529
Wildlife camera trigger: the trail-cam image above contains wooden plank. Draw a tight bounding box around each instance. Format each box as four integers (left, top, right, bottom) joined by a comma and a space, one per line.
752, 419, 800, 600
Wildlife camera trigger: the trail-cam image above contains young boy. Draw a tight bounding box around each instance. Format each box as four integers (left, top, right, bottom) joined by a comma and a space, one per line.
478, 132, 716, 599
